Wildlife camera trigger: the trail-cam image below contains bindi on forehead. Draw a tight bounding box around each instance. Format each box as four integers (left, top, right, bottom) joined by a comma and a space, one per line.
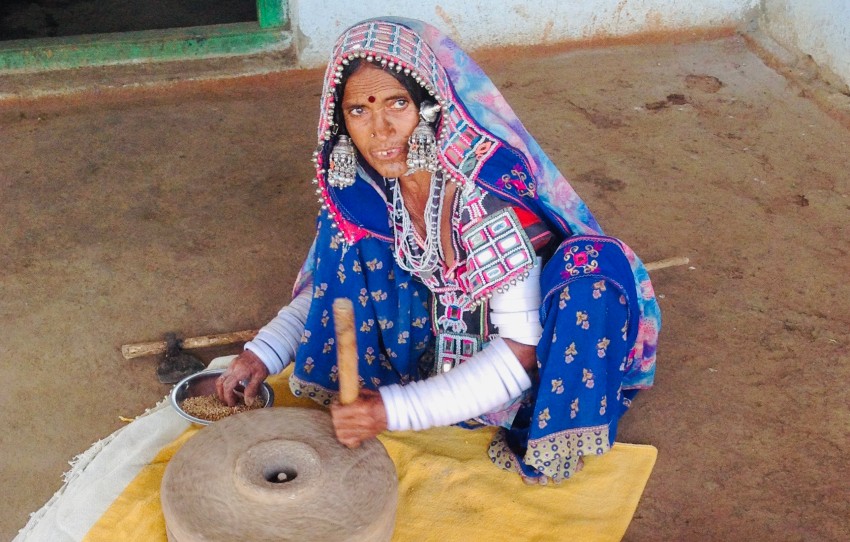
342, 64, 410, 105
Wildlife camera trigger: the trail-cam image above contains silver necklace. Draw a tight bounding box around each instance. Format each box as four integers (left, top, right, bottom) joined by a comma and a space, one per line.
391, 171, 445, 278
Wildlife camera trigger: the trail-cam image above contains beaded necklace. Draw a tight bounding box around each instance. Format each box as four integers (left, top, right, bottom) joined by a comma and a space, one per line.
390, 170, 446, 278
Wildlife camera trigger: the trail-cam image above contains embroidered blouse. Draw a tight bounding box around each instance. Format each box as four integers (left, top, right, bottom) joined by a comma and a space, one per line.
385, 178, 554, 377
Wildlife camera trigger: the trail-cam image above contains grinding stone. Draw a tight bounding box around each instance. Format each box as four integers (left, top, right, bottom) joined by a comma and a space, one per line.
161, 407, 397, 542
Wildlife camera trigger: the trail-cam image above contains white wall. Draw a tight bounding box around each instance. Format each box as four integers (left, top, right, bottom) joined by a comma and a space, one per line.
760, 0, 850, 88
290, 0, 758, 67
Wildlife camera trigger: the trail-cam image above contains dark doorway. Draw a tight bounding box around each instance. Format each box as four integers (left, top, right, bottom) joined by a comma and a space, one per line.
0, 0, 258, 41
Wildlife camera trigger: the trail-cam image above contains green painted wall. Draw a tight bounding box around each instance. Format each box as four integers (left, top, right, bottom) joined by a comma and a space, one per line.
0, 1, 290, 73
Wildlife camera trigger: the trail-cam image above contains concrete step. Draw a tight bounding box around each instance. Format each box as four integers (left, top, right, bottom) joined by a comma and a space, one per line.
0, 25, 296, 103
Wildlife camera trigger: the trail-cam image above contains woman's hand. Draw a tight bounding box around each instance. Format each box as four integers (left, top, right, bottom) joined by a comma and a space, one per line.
215, 350, 270, 407
503, 338, 538, 372
330, 389, 388, 448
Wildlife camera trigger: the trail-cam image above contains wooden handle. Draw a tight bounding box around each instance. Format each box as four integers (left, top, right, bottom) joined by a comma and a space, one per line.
121, 329, 259, 360
333, 298, 359, 405
645, 256, 690, 272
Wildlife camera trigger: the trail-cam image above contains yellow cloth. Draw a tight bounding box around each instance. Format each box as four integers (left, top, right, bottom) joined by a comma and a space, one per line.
84, 372, 656, 542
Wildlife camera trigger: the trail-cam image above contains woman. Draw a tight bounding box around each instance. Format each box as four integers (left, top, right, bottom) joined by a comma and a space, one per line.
216, 17, 660, 484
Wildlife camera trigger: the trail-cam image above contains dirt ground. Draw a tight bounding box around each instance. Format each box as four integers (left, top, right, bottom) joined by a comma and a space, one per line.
2, 34, 849, 541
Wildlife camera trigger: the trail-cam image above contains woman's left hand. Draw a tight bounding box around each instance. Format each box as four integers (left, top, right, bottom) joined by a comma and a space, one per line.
330, 389, 388, 448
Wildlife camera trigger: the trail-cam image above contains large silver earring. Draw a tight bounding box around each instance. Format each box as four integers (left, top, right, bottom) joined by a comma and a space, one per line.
327, 135, 356, 188
406, 102, 441, 173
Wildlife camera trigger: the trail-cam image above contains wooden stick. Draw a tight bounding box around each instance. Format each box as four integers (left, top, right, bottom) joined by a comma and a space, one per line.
332, 298, 360, 405
121, 257, 688, 361
644, 256, 690, 272
121, 330, 259, 360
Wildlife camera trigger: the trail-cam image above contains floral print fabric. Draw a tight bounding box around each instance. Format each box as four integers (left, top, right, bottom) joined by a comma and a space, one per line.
290, 211, 432, 405
488, 236, 640, 481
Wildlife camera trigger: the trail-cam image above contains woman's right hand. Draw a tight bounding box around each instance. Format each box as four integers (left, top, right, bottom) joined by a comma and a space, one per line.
215, 350, 270, 407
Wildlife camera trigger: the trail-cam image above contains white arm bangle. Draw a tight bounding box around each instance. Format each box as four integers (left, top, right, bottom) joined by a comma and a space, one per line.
244, 282, 312, 375
379, 337, 532, 431
489, 259, 543, 346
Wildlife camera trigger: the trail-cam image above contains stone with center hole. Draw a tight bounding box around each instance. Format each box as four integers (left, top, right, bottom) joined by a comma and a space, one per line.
233, 438, 322, 501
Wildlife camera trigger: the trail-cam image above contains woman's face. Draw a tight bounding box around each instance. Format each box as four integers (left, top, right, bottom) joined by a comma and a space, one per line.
341, 63, 420, 179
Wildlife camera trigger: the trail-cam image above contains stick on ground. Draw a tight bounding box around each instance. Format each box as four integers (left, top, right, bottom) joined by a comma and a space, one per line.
121, 256, 689, 361
644, 256, 690, 271
121, 330, 259, 360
